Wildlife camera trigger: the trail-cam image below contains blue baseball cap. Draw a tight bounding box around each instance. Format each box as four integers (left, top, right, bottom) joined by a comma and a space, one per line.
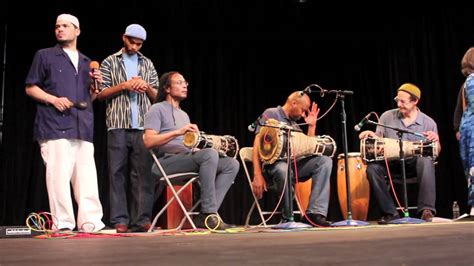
124, 24, 147, 41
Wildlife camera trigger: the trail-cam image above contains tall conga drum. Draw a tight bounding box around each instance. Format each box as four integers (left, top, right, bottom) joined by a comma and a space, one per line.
295, 179, 312, 213
337, 152, 369, 221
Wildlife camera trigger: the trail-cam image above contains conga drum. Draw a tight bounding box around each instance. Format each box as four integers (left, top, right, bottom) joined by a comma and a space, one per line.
337, 152, 369, 221
295, 179, 312, 213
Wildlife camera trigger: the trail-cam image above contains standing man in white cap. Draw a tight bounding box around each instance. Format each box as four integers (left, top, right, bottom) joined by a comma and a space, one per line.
24, 14, 105, 232
358, 83, 440, 223
97, 24, 159, 233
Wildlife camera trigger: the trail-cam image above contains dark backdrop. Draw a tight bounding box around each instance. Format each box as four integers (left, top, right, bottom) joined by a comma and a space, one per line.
1, 2, 472, 226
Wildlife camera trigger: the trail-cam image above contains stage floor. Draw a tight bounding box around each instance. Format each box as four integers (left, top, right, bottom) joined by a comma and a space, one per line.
1, 220, 473, 265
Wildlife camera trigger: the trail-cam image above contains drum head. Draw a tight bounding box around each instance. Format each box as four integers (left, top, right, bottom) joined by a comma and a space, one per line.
258, 126, 283, 164
360, 137, 377, 162
183, 132, 198, 148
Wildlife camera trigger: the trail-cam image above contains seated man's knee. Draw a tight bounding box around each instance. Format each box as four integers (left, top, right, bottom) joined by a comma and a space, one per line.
366, 164, 384, 181
271, 163, 288, 183
320, 156, 333, 168
229, 158, 240, 173
417, 157, 434, 167
199, 148, 219, 162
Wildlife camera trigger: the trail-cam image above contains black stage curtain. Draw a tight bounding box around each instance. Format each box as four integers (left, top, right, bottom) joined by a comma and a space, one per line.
1, 3, 473, 226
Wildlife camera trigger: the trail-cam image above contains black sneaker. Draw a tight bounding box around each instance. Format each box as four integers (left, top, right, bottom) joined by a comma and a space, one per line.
377, 213, 400, 225
193, 213, 233, 230
301, 213, 332, 227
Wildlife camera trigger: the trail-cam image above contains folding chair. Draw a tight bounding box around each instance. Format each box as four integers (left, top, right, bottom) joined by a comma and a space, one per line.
390, 176, 419, 213
385, 163, 437, 215
148, 150, 201, 232
239, 147, 308, 227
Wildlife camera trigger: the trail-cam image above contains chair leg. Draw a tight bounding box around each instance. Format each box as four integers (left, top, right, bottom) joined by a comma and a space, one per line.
149, 151, 198, 231
244, 176, 268, 227
245, 201, 256, 227
149, 178, 198, 232
176, 200, 201, 230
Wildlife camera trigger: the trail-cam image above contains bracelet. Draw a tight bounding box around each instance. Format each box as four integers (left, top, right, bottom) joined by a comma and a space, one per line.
44, 94, 49, 105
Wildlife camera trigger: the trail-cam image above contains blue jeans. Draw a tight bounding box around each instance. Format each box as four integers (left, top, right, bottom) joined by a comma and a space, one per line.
152, 149, 239, 214
366, 157, 436, 216
108, 129, 153, 227
263, 155, 332, 220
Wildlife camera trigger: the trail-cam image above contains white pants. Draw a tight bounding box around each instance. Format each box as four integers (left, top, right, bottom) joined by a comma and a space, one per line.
39, 139, 105, 231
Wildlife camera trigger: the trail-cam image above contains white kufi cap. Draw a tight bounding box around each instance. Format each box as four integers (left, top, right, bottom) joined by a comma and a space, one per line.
56, 14, 80, 28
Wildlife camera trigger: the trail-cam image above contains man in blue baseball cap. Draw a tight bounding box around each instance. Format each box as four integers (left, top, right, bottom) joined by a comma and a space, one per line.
97, 23, 158, 233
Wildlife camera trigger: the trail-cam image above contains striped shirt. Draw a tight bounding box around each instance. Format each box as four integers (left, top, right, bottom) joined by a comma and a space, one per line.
100, 49, 159, 129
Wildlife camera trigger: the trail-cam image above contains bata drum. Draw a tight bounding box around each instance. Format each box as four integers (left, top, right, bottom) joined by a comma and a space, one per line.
360, 137, 439, 162
183, 131, 239, 158
257, 119, 336, 165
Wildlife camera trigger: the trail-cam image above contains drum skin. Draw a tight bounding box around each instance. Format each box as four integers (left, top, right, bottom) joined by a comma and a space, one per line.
337, 152, 370, 221
258, 124, 284, 165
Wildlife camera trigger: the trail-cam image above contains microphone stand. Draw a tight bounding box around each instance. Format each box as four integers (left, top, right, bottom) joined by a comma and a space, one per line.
258, 123, 311, 229
365, 120, 425, 224
332, 92, 369, 226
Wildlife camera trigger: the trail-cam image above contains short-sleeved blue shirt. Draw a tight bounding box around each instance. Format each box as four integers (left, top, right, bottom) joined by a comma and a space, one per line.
375, 108, 438, 142
25, 45, 94, 142
255, 106, 301, 134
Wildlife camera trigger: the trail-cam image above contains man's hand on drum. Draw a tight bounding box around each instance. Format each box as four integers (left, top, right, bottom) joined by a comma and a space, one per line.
177, 124, 199, 135
252, 174, 267, 199
422, 131, 439, 142
358, 130, 377, 139
304, 102, 320, 126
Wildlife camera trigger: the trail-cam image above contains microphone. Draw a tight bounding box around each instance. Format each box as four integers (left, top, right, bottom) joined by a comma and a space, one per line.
321, 89, 354, 95
248, 115, 263, 132
49, 101, 88, 111
299, 87, 311, 96
301, 87, 354, 96
89, 61, 100, 93
72, 101, 88, 110
354, 113, 372, 131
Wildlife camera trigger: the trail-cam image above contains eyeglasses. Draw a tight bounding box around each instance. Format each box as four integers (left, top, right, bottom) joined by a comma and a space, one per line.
394, 96, 410, 105
173, 80, 189, 86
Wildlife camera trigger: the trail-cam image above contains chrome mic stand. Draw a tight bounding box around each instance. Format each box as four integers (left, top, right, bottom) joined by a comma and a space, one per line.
332, 91, 369, 226
365, 120, 425, 224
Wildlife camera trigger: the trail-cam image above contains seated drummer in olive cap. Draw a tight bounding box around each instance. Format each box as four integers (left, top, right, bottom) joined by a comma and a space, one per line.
358, 83, 440, 224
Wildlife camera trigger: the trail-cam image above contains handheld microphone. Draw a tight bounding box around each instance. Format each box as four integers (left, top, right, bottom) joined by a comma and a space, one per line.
248, 115, 263, 132
354, 113, 372, 131
72, 101, 88, 110
89, 61, 100, 93
49, 101, 88, 111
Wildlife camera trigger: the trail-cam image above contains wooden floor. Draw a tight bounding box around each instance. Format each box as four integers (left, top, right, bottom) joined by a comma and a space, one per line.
1, 220, 473, 265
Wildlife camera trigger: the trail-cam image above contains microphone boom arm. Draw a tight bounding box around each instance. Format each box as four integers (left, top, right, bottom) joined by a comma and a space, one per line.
366, 120, 426, 140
